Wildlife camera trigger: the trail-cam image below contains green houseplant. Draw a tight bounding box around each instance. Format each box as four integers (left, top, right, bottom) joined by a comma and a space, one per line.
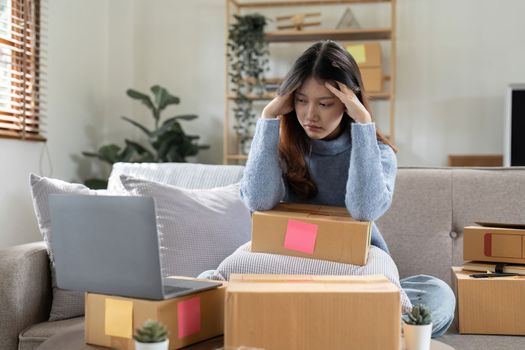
402, 303, 432, 350
227, 13, 269, 154
83, 85, 209, 189
134, 320, 168, 350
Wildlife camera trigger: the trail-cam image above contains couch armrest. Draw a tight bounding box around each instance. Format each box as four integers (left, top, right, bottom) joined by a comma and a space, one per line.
0, 242, 52, 350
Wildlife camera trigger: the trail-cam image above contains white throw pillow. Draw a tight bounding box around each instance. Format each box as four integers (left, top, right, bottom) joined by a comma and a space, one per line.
119, 175, 252, 278
29, 173, 118, 321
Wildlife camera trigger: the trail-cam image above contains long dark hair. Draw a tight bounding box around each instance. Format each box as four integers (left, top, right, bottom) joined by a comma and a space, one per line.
278, 40, 396, 199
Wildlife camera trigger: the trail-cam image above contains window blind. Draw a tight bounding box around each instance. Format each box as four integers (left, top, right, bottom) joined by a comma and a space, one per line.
0, 0, 44, 141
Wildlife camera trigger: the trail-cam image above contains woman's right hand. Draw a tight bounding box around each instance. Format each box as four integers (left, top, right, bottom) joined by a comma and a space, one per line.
262, 92, 294, 119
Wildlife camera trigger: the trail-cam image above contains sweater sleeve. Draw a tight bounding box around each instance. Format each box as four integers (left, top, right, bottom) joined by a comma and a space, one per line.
239, 118, 285, 211
345, 122, 397, 221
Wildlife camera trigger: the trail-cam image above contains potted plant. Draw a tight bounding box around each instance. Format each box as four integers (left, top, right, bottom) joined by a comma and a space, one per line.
402, 303, 432, 350
134, 319, 169, 350
82, 85, 209, 189
227, 13, 269, 154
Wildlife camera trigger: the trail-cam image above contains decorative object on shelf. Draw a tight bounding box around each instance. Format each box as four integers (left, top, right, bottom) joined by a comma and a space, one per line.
227, 13, 270, 154
82, 85, 209, 189
134, 319, 169, 350
403, 303, 433, 350
336, 7, 360, 29
276, 12, 321, 31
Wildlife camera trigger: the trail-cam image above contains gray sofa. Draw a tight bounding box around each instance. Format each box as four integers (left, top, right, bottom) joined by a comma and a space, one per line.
2, 165, 525, 350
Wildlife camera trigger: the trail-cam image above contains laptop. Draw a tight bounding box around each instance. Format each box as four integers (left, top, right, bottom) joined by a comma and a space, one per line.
48, 194, 221, 300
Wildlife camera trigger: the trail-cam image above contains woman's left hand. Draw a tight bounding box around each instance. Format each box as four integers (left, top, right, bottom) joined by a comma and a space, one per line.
325, 82, 372, 124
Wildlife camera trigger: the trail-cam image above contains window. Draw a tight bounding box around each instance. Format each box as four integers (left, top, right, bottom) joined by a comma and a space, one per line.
0, 0, 43, 141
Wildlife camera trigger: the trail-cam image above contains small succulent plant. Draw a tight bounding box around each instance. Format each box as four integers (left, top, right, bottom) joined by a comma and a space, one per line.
134, 320, 168, 343
403, 303, 432, 325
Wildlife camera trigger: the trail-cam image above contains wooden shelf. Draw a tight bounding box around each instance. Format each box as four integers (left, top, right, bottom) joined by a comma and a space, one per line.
226, 154, 249, 160
266, 28, 391, 42
225, 0, 397, 163
227, 93, 276, 100
228, 91, 391, 100
234, 0, 390, 9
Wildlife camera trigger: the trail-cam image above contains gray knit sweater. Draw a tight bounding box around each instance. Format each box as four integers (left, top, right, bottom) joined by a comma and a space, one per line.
240, 118, 397, 253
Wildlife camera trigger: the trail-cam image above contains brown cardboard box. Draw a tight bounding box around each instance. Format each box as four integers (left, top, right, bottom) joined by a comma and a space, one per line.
464, 223, 525, 264
251, 203, 372, 266
360, 67, 383, 93
345, 42, 381, 67
225, 274, 401, 350
453, 266, 525, 335
85, 282, 225, 350
344, 43, 383, 92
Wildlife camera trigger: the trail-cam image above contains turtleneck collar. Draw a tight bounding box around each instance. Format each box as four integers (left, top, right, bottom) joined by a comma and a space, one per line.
308, 127, 351, 156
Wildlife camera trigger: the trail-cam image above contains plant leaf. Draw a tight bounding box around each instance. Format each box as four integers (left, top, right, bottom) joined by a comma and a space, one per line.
151, 85, 180, 112
169, 114, 198, 121
121, 116, 152, 137
126, 89, 155, 112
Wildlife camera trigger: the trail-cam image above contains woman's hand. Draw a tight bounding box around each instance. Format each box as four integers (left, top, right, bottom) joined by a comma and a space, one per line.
325, 82, 372, 124
262, 92, 294, 119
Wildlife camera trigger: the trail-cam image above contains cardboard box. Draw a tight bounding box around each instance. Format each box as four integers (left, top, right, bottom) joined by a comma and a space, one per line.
464, 223, 525, 264
251, 203, 372, 266
225, 274, 401, 350
345, 42, 382, 68
344, 43, 383, 92
360, 67, 383, 93
85, 282, 225, 350
453, 266, 525, 335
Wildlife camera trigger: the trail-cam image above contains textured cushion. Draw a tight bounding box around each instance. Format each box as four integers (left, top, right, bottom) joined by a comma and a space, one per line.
29, 174, 116, 321
120, 175, 251, 278
18, 316, 84, 350
211, 241, 412, 313
377, 169, 453, 284
108, 162, 245, 192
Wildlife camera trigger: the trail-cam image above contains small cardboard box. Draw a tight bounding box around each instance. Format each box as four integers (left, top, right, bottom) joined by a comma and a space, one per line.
453, 266, 525, 335
225, 274, 401, 350
360, 67, 383, 92
251, 203, 372, 266
345, 42, 382, 68
85, 282, 225, 350
344, 43, 383, 92
464, 223, 525, 264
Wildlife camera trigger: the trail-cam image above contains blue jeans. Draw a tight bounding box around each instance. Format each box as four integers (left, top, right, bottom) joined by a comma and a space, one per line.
198, 271, 456, 338
401, 274, 456, 338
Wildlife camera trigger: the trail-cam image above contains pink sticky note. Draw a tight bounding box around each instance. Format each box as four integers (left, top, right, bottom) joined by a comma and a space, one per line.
177, 296, 201, 339
283, 219, 318, 254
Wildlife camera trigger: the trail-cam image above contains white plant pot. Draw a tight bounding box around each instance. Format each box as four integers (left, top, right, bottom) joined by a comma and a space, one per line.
134, 339, 169, 350
403, 323, 432, 350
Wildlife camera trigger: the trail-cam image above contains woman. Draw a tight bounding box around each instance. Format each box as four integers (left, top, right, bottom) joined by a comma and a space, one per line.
207, 40, 455, 337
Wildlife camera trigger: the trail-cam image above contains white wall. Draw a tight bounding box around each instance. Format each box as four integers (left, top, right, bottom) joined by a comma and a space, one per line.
396, 0, 525, 166
2, 0, 525, 247
0, 0, 109, 248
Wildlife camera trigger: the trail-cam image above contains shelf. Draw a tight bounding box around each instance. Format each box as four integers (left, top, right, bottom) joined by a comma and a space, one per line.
228, 91, 391, 100
266, 28, 391, 42
227, 93, 276, 100
226, 154, 249, 160
233, 0, 391, 9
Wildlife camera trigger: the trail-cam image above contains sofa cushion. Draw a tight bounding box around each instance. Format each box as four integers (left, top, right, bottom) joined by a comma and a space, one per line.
18, 317, 84, 350
377, 168, 454, 284
29, 174, 117, 321
120, 175, 251, 278
108, 162, 245, 192
212, 241, 412, 313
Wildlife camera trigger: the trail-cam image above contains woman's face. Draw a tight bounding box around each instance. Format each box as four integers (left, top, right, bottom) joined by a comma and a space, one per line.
294, 77, 346, 140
